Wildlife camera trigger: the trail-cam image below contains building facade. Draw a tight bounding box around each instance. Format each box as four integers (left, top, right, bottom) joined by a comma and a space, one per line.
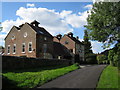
4, 20, 84, 61
4, 20, 53, 59
54, 32, 84, 61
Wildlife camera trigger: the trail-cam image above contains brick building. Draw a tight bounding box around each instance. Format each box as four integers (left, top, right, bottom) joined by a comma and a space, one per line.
4, 20, 84, 61
54, 32, 84, 61
4, 20, 53, 59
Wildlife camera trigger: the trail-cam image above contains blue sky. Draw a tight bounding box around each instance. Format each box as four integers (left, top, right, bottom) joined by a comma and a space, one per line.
0, 2, 107, 53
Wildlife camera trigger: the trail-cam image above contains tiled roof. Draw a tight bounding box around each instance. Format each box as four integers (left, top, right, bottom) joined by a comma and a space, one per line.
67, 35, 84, 45
28, 23, 53, 38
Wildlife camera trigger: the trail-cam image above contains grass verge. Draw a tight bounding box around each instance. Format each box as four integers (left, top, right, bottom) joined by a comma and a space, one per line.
97, 65, 118, 89
2, 63, 79, 88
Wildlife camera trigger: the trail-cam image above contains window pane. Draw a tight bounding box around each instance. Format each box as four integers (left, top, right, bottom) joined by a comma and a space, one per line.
22, 44, 25, 52
29, 43, 32, 51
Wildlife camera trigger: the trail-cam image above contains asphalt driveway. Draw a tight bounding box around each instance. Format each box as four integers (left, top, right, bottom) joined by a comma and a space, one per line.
37, 65, 107, 89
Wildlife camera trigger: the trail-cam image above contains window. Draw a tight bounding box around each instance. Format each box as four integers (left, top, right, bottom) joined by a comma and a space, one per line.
13, 44, 16, 54
65, 41, 69, 44
43, 44, 47, 53
24, 32, 27, 37
11, 35, 15, 40
7, 45, 10, 54
44, 37, 47, 41
28, 42, 32, 52
22, 43, 25, 53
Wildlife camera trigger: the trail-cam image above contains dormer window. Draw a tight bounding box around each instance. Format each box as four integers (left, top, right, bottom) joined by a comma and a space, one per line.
24, 32, 27, 37
11, 35, 15, 40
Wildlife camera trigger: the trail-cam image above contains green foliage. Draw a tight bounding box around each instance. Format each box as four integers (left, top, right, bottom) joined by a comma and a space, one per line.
2, 64, 79, 88
85, 2, 120, 47
83, 30, 93, 54
86, 54, 97, 64
97, 54, 107, 64
97, 65, 118, 88
83, 30, 96, 64
0, 46, 4, 49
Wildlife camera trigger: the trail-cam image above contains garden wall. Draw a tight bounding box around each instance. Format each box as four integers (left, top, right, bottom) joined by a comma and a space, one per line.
2, 56, 72, 71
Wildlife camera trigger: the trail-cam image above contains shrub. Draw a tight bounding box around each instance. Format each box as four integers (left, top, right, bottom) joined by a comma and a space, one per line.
97, 54, 107, 64
108, 50, 115, 66
86, 54, 97, 64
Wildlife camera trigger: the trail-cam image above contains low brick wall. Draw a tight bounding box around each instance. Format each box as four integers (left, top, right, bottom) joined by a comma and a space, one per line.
2, 56, 72, 71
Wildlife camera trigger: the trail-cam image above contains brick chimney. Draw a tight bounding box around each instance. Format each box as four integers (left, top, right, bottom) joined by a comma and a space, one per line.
31, 20, 40, 27
67, 32, 73, 37
56, 34, 62, 40
76, 36, 79, 40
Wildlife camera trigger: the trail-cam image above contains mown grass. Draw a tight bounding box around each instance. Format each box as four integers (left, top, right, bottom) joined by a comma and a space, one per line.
118, 70, 120, 90
97, 65, 118, 89
2, 63, 79, 88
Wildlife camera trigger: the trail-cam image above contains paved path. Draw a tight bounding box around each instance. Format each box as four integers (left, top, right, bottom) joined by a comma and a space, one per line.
37, 65, 107, 89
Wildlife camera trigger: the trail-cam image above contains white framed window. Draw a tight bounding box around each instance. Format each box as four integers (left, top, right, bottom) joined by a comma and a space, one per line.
44, 37, 47, 41
28, 42, 32, 53
11, 35, 15, 40
22, 43, 25, 53
7, 45, 10, 54
13, 44, 16, 54
24, 32, 27, 37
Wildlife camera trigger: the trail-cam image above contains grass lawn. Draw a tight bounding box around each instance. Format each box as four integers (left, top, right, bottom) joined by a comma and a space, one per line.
118, 70, 120, 90
2, 63, 79, 88
97, 65, 118, 89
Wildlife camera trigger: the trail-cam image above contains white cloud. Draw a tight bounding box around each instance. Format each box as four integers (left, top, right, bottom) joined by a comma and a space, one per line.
79, 38, 84, 42
2, 4, 103, 53
84, 4, 93, 9
2, 4, 93, 35
65, 11, 89, 28
60, 10, 73, 18
91, 41, 104, 53
0, 34, 6, 46
27, 3, 35, 7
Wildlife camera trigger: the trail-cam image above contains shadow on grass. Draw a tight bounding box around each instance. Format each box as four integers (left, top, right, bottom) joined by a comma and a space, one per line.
2, 76, 22, 89
2, 65, 67, 73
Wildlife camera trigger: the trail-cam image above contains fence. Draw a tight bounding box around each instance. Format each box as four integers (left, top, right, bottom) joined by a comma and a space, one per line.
2, 56, 72, 71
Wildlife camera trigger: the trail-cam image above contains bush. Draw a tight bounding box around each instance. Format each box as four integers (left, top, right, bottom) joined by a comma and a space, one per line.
108, 50, 115, 66
97, 54, 107, 64
86, 54, 97, 64
108, 48, 120, 67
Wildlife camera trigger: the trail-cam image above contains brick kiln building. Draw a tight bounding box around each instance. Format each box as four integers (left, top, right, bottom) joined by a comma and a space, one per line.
4, 20, 84, 61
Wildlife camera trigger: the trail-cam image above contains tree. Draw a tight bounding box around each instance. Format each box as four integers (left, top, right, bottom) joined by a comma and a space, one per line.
83, 30, 95, 63
83, 30, 93, 54
108, 50, 115, 66
97, 54, 107, 64
85, 2, 120, 47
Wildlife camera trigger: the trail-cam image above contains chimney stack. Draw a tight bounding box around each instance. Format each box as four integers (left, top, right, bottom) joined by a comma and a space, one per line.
67, 32, 73, 37
56, 34, 62, 40
76, 36, 79, 40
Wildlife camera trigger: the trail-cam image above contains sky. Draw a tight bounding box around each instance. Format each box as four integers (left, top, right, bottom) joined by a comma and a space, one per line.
0, 2, 110, 53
